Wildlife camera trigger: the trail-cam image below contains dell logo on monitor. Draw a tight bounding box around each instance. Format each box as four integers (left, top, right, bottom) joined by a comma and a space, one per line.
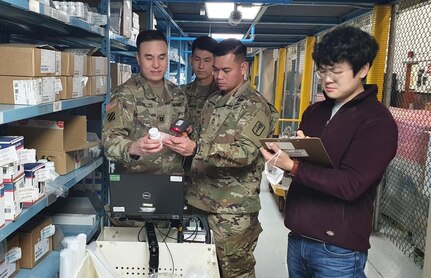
142, 192, 151, 199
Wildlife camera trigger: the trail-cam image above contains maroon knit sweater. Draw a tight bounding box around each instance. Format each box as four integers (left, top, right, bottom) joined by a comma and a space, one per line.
285, 84, 398, 251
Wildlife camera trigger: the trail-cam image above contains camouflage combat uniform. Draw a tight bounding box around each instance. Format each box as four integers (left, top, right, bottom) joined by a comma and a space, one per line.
102, 74, 186, 175
187, 80, 279, 278
182, 79, 218, 139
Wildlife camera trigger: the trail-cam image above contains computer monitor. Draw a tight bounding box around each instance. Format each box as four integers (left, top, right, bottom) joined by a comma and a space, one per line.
109, 173, 184, 221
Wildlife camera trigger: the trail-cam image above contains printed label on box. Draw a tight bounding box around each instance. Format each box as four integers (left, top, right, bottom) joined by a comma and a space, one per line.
40, 49, 57, 73
17, 149, 36, 164
0, 146, 19, 166
34, 238, 49, 263
55, 52, 61, 75
18, 187, 39, 203
0, 260, 8, 278
13, 79, 43, 105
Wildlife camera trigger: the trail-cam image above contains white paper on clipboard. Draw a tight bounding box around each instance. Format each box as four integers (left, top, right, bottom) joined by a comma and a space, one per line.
260, 137, 333, 168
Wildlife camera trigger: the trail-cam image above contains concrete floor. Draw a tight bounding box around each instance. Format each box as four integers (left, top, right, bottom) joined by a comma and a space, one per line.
254, 180, 423, 278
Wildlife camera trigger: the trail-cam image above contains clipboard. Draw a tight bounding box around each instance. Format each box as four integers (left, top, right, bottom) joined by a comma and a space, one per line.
260, 137, 334, 168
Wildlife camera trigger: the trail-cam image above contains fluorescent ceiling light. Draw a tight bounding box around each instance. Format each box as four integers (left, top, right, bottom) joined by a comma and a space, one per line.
211, 33, 244, 40
205, 3, 261, 20
206, 3, 233, 19
238, 6, 261, 20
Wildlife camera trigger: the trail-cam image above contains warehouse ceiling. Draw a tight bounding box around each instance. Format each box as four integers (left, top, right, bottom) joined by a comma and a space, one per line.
133, 0, 395, 48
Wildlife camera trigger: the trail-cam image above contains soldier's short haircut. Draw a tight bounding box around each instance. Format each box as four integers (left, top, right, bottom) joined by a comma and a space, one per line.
192, 36, 218, 55
136, 30, 167, 52
214, 39, 246, 62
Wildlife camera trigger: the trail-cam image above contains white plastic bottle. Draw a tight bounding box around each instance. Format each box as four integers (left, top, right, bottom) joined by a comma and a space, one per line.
149, 127, 163, 146
148, 127, 161, 140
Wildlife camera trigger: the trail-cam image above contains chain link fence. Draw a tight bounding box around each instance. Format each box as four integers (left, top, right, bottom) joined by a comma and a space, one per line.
377, 0, 431, 268
277, 0, 431, 268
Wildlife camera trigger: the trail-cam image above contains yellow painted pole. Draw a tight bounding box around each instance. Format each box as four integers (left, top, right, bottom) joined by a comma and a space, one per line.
251, 54, 259, 89
368, 4, 391, 102
299, 36, 316, 121
273, 48, 286, 136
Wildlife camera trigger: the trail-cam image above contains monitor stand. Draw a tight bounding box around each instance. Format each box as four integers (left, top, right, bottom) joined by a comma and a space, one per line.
145, 221, 159, 275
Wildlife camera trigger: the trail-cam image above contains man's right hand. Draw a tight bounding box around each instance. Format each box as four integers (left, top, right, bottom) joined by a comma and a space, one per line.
129, 135, 164, 157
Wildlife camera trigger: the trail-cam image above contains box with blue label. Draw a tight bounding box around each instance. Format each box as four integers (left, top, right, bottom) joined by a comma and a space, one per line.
4, 174, 23, 221
0, 136, 25, 183
0, 136, 24, 150
22, 163, 45, 207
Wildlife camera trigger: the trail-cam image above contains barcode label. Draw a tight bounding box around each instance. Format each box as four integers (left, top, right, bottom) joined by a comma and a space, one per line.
53, 101, 61, 112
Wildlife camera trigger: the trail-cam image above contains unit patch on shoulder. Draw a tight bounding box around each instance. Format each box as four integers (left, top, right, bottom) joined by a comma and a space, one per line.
107, 112, 116, 122
106, 100, 118, 112
252, 121, 265, 136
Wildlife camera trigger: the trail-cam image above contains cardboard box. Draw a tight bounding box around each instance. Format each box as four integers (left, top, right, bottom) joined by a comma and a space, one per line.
7, 116, 100, 175
0, 76, 62, 105
110, 63, 132, 90
61, 52, 74, 76
72, 76, 88, 98
7, 116, 87, 151
6, 234, 21, 277
58, 76, 73, 100
87, 76, 108, 96
35, 142, 99, 175
4, 175, 23, 221
0, 44, 59, 77
87, 56, 108, 76
111, 0, 132, 38
19, 217, 52, 269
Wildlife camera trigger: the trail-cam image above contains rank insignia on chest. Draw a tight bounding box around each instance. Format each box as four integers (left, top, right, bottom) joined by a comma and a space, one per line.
252, 121, 265, 136
159, 116, 165, 123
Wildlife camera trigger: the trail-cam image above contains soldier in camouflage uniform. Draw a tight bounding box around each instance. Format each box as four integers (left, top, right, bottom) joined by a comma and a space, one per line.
164, 39, 279, 278
182, 36, 219, 138
182, 36, 218, 173
102, 30, 186, 175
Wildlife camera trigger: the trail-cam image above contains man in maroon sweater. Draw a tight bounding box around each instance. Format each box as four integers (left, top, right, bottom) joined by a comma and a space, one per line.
261, 26, 398, 277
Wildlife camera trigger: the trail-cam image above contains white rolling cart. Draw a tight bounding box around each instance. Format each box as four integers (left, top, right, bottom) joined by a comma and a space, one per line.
76, 226, 220, 278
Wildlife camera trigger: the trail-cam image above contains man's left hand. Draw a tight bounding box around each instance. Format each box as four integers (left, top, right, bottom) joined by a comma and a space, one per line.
163, 136, 197, 156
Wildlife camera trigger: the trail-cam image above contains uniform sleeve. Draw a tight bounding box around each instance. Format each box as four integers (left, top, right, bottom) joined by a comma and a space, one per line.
196, 101, 275, 168
102, 86, 137, 163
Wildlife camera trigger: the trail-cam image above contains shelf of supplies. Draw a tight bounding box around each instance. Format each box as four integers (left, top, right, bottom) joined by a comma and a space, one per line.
0, 157, 103, 242
110, 31, 137, 51
59, 218, 101, 242
0, 0, 104, 38
15, 220, 101, 277
16, 251, 60, 278
0, 96, 105, 125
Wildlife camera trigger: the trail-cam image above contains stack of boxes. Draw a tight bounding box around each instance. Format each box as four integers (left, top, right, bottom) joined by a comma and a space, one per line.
1, 136, 25, 222
8, 115, 101, 175
0, 45, 108, 105
0, 45, 62, 105
110, 63, 132, 90
86, 52, 108, 96
111, 0, 132, 38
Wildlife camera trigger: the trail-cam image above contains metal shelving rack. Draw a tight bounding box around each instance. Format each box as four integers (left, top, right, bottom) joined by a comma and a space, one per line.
0, 0, 140, 275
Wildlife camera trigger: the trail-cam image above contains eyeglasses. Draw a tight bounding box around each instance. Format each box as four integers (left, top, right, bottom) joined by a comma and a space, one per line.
315, 67, 353, 80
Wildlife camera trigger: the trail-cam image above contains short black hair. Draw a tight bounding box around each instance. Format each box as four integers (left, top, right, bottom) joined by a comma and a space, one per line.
136, 30, 167, 52
192, 36, 218, 55
312, 26, 379, 76
213, 38, 246, 62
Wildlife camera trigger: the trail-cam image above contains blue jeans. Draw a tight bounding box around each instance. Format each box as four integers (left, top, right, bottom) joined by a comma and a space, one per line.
287, 233, 367, 278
